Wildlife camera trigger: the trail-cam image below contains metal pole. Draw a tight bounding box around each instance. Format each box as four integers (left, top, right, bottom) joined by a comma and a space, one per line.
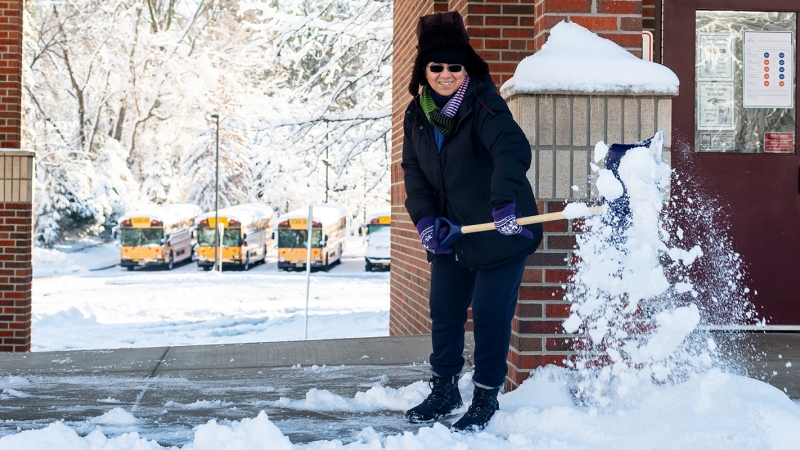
304, 205, 313, 340
212, 114, 221, 273
325, 146, 328, 203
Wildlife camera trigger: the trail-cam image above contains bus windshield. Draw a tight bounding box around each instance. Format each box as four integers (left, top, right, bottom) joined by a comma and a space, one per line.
278, 229, 323, 248
367, 223, 389, 235
120, 228, 164, 247
197, 228, 241, 247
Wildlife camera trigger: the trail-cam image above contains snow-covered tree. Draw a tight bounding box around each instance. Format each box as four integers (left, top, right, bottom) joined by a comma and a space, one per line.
24, 0, 393, 244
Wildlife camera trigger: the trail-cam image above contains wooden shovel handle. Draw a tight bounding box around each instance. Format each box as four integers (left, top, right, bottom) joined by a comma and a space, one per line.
460, 206, 603, 235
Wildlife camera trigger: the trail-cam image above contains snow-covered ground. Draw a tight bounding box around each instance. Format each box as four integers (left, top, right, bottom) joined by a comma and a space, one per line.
2, 367, 799, 449
32, 236, 389, 351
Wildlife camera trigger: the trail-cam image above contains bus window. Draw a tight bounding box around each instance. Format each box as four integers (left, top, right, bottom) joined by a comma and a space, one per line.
278, 230, 323, 248
367, 224, 389, 235
120, 228, 164, 247
197, 228, 241, 246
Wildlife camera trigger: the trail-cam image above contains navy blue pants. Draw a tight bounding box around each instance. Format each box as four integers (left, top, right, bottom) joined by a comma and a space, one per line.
428, 253, 527, 388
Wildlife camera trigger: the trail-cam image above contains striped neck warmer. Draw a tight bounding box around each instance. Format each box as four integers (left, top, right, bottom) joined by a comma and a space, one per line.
420, 75, 471, 139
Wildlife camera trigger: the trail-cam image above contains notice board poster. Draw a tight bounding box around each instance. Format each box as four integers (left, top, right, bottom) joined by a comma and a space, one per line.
697, 82, 735, 130
697, 33, 735, 80
743, 31, 794, 108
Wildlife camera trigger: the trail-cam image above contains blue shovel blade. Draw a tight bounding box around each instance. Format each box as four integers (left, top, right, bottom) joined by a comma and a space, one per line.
435, 217, 463, 249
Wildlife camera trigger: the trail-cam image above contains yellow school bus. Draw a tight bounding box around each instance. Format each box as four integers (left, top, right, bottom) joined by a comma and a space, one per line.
118, 204, 202, 271
365, 209, 391, 235
277, 204, 347, 271
195, 203, 274, 271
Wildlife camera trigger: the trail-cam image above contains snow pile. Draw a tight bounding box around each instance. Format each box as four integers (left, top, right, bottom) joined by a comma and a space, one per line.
89, 408, 138, 425
33, 247, 86, 277
271, 380, 431, 412
164, 400, 237, 410
501, 21, 679, 96
562, 132, 756, 406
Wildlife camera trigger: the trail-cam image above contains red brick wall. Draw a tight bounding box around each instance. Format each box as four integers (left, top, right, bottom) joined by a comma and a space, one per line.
463, 1, 537, 87
642, 0, 655, 33
0, 1, 21, 149
0, 203, 32, 352
532, 0, 643, 58
0, 0, 29, 353
390, 0, 436, 336
507, 201, 582, 389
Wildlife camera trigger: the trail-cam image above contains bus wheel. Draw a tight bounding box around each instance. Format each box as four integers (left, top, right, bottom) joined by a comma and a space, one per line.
202, 265, 212, 271
365, 261, 373, 272
126, 266, 134, 272
243, 257, 250, 271
262, 245, 268, 263
167, 253, 174, 270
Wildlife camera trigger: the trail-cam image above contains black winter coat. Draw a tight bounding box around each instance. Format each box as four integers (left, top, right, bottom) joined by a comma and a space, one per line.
402, 77, 543, 270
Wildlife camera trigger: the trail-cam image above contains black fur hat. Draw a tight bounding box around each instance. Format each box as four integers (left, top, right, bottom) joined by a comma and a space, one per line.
408, 11, 490, 96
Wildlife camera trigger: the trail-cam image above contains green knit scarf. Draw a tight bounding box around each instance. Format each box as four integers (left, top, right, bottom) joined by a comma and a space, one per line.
419, 86, 456, 138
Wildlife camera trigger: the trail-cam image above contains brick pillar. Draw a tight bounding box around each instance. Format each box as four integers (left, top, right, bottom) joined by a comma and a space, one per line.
0, 152, 34, 352
0, 0, 30, 353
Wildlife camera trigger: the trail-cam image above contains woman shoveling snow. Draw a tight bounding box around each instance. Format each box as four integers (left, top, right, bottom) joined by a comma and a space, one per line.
400, 10, 544, 432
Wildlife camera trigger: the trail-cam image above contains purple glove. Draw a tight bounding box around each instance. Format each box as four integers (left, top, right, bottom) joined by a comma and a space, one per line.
492, 203, 533, 239
416, 216, 453, 254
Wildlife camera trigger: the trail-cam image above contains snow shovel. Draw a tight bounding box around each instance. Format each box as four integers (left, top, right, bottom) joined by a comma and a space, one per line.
433, 132, 664, 249
434, 206, 604, 249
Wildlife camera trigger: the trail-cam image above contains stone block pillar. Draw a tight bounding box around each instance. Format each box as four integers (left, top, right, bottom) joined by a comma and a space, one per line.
503, 91, 674, 390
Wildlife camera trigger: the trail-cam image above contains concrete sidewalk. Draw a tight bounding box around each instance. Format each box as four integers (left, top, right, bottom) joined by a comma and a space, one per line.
0, 335, 474, 446
0, 332, 797, 446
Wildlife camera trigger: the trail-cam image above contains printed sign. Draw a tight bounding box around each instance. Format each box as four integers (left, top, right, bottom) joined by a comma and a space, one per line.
289, 218, 308, 229
743, 32, 794, 108
697, 33, 734, 80
378, 216, 391, 224
764, 132, 795, 153
208, 217, 229, 227
699, 132, 736, 152
131, 217, 150, 228
697, 82, 735, 130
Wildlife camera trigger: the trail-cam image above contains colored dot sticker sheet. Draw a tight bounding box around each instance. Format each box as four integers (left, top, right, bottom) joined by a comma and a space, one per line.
743, 31, 794, 108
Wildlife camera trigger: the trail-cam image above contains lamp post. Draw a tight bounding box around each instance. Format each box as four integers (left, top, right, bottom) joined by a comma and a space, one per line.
211, 114, 221, 273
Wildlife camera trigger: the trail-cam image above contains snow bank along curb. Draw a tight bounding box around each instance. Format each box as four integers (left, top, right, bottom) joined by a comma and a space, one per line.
501, 21, 679, 97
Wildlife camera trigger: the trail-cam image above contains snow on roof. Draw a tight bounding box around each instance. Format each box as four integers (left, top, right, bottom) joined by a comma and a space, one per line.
279, 204, 347, 225
119, 203, 202, 227
501, 21, 679, 97
197, 203, 274, 225
366, 209, 391, 221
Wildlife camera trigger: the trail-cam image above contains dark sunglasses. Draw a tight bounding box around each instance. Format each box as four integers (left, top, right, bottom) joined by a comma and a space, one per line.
427, 64, 463, 73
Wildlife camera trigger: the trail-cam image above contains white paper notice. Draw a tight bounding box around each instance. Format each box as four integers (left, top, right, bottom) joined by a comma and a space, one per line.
697, 82, 735, 130
743, 31, 794, 108
698, 33, 734, 80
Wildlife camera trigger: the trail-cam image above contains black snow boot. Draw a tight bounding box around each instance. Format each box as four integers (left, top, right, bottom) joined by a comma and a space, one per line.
404, 375, 463, 423
451, 385, 500, 433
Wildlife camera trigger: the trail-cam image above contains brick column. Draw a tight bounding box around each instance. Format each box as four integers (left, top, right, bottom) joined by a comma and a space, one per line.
0, 0, 30, 353
0, 152, 34, 352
